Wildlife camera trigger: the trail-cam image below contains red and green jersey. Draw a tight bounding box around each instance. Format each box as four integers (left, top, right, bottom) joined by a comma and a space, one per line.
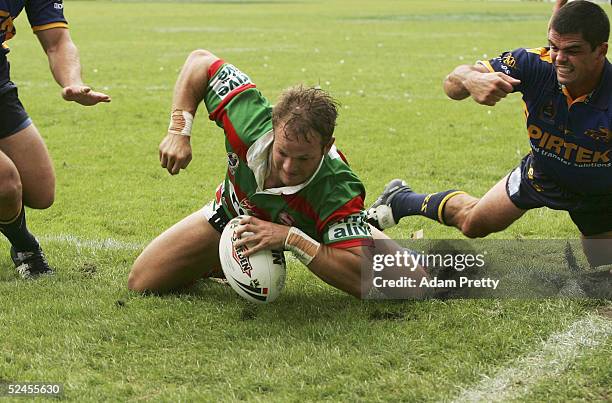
203, 60, 371, 249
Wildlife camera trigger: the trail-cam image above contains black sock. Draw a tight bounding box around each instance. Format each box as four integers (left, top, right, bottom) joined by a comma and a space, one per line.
0, 207, 40, 252
391, 190, 465, 224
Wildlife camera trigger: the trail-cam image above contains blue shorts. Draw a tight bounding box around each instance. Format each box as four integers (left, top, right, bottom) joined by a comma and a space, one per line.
0, 83, 32, 139
506, 153, 612, 236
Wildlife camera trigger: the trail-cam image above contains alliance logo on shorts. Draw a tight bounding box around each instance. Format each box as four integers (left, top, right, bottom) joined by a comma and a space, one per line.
227, 152, 239, 175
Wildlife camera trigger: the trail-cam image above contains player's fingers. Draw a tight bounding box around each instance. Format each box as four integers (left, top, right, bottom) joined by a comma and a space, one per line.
171, 159, 183, 175
499, 74, 520, 89
160, 150, 169, 168
181, 154, 192, 169
242, 241, 264, 257
491, 87, 507, 97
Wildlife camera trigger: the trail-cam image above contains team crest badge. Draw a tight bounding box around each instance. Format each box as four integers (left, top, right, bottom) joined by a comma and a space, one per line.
227, 152, 239, 175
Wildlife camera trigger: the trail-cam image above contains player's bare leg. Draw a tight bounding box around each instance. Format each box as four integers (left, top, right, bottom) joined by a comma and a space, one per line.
128, 211, 222, 293
443, 175, 526, 238
0, 123, 55, 209
581, 231, 612, 269
0, 124, 54, 277
368, 175, 525, 238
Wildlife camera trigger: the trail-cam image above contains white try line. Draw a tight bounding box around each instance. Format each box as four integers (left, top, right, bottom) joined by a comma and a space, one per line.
40, 234, 145, 251
453, 313, 612, 403
38, 233, 303, 264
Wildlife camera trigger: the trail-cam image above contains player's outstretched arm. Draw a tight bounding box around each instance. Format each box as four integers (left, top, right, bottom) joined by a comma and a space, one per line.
159, 50, 218, 175
35, 28, 110, 106
234, 216, 366, 298
443, 64, 520, 106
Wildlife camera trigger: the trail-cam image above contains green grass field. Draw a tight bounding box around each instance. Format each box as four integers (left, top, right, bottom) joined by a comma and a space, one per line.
1, 0, 611, 401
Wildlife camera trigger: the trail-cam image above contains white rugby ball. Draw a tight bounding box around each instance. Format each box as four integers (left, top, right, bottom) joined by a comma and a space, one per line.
219, 216, 286, 304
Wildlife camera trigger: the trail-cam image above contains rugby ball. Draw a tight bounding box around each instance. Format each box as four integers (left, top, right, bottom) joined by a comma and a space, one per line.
219, 216, 286, 303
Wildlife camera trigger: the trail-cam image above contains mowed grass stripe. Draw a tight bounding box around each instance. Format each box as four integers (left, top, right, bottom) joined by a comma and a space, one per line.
453, 312, 612, 403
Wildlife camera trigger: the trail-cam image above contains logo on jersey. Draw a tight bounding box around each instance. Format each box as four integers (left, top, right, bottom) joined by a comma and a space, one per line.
502, 53, 516, 69
327, 212, 371, 242
239, 197, 256, 214
210, 64, 253, 100
277, 211, 295, 226
528, 124, 611, 165
227, 152, 239, 175
54, 2, 64, 9
585, 127, 611, 144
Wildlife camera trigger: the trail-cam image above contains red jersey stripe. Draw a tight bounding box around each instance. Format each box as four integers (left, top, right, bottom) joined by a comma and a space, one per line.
221, 111, 249, 161
317, 195, 365, 233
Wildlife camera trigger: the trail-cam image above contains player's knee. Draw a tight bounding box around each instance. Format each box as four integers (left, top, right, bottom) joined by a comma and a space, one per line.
127, 267, 147, 293
460, 216, 492, 239
0, 164, 22, 205
26, 187, 55, 210
187, 49, 217, 66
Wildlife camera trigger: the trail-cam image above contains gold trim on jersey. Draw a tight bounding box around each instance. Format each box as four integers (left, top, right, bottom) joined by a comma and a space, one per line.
32, 22, 68, 32
526, 47, 552, 64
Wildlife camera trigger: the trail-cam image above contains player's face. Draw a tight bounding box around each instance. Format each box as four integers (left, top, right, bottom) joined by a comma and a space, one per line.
271, 127, 331, 187
548, 29, 608, 95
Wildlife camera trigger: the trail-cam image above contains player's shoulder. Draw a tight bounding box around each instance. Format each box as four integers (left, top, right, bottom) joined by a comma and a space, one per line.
496, 47, 552, 69
318, 146, 363, 189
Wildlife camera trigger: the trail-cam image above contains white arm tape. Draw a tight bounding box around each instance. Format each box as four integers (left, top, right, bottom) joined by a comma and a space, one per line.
284, 227, 320, 266
168, 110, 194, 137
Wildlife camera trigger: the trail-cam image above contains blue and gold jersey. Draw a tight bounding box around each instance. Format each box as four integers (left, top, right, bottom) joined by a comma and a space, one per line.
0, 0, 67, 88
481, 48, 611, 195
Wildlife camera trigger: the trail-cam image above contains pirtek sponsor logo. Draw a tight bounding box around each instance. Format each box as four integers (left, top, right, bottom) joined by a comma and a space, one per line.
528, 125, 610, 164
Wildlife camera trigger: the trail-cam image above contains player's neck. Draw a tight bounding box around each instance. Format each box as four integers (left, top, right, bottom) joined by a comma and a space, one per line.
565, 63, 604, 100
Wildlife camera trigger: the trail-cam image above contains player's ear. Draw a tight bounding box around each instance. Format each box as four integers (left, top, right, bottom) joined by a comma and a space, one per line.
598, 42, 608, 58
323, 137, 335, 154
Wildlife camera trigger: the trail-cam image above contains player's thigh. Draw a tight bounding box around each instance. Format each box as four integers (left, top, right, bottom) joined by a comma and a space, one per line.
581, 230, 612, 268
0, 123, 55, 209
463, 175, 526, 236
128, 210, 222, 293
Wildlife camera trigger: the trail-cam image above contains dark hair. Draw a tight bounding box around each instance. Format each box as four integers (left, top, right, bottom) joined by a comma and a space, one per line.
272, 85, 339, 146
550, 0, 610, 50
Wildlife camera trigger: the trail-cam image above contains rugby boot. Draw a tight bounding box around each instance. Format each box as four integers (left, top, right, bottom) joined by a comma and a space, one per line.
10, 246, 54, 279
366, 179, 411, 230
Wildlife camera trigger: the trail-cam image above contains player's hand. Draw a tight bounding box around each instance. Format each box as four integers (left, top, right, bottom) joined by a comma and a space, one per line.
465, 72, 520, 106
234, 216, 290, 257
159, 133, 192, 175
62, 85, 111, 106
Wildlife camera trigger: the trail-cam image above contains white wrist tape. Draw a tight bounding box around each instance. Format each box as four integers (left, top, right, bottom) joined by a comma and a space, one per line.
284, 227, 320, 266
168, 109, 194, 137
